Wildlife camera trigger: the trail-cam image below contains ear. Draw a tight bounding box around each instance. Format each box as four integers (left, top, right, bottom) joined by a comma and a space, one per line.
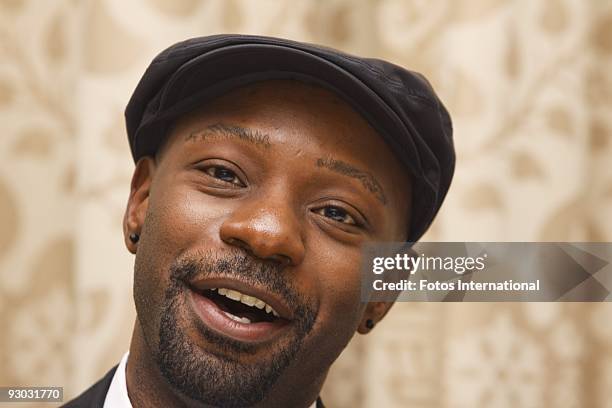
123, 157, 156, 254
357, 301, 395, 334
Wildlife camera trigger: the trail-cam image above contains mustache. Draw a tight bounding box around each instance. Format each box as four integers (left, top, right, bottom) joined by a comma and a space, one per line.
168, 250, 315, 322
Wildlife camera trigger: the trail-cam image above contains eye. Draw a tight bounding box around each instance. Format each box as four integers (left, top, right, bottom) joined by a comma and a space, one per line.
315, 206, 357, 225
204, 166, 245, 187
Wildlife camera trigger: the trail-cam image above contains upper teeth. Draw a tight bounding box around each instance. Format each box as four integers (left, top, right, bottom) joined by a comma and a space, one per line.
213, 288, 280, 317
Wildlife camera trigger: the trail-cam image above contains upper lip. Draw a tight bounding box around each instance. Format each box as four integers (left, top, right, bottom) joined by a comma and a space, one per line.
188, 277, 294, 320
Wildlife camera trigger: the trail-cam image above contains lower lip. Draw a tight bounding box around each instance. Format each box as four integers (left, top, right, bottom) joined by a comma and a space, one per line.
189, 288, 290, 343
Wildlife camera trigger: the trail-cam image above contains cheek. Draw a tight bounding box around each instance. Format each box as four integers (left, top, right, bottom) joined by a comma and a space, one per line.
293, 244, 366, 375
132, 184, 230, 336
145, 184, 229, 257
311, 244, 365, 334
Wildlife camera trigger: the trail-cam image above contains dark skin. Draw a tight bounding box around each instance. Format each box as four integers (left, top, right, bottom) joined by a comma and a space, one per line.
122, 80, 411, 407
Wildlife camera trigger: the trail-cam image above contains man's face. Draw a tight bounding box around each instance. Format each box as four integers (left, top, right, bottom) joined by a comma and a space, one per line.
124, 80, 411, 407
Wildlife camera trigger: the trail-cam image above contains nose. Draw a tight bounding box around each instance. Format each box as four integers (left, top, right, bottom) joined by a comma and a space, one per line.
219, 197, 305, 266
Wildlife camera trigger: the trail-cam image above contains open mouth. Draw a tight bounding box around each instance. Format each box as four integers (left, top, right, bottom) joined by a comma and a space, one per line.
197, 288, 281, 324
188, 283, 291, 343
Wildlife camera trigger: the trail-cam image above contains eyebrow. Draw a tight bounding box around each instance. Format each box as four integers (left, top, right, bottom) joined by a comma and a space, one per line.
184, 123, 272, 149
316, 157, 387, 205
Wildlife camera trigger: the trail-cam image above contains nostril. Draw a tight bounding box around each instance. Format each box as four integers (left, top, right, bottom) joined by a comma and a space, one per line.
268, 254, 292, 266
223, 237, 292, 266
225, 237, 251, 252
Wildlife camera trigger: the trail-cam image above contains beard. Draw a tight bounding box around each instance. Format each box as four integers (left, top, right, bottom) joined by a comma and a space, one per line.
152, 251, 317, 407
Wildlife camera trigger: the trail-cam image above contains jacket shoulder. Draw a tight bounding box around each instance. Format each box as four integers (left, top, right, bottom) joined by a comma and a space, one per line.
61, 365, 118, 408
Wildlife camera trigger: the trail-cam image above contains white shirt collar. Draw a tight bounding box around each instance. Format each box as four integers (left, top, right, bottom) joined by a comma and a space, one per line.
103, 352, 132, 408
103, 352, 317, 408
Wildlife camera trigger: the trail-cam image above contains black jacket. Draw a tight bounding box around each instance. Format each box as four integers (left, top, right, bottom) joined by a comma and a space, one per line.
62, 366, 325, 407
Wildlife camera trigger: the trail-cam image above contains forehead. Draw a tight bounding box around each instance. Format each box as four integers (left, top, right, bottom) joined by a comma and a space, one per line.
165, 80, 403, 171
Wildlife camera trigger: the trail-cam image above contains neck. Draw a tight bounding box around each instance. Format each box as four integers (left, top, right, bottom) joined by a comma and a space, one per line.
125, 321, 323, 408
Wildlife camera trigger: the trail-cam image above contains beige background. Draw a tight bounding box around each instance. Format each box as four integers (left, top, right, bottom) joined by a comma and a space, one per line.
1, 0, 612, 407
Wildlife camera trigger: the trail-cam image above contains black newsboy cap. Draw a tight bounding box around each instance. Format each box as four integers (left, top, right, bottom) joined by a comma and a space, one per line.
125, 34, 455, 242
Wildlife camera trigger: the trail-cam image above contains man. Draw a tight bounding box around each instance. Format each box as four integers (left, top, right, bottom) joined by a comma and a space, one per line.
64, 34, 454, 407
